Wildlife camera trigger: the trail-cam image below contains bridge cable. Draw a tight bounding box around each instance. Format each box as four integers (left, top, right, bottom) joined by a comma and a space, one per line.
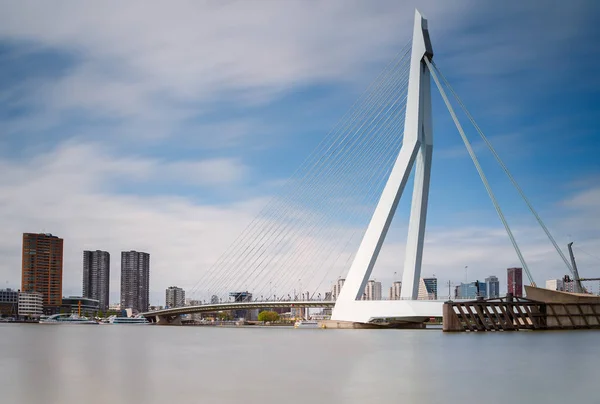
202, 48, 412, 300
188, 41, 411, 299
430, 60, 575, 275
424, 56, 536, 286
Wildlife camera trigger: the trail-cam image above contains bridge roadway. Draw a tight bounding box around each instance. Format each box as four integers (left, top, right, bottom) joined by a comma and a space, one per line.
141, 300, 334, 323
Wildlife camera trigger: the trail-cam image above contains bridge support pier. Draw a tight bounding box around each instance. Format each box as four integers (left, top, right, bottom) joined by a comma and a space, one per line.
154, 314, 182, 325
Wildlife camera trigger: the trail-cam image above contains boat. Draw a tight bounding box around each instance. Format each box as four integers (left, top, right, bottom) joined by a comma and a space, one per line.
294, 320, 320, 328
108, 315, 149, 325
39, 313, 98, 324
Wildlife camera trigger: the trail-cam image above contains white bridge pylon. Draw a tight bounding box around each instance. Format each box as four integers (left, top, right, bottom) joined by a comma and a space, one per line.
331, 10, 442, 323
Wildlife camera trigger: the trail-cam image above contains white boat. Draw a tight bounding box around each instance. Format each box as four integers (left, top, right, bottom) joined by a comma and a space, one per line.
108, 315, 149, 325
39, 313, 98, 324
294, 320, 320, 328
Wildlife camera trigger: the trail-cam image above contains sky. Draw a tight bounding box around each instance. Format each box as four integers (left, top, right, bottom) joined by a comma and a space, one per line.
0, 1, 599, 305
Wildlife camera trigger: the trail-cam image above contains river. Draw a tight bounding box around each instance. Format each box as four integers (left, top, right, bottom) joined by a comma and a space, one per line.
0, 324, 598, 403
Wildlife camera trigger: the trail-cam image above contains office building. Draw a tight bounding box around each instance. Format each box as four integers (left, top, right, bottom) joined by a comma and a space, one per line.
18, 292, 43, 318
166, 286, 185, 308
457, 281, 487, 299
423, 277, 438, 299
485, 276, 500, 298
0, 288, 19, 317
229, 291, 255, 320
331, 278, 345, 300
418, 277, 437, 300
21, 233, 64, 313
120, 251, 150, 313
82, 250, 110, 311
546, 279, 565, 292
389, 281, 402, 300
61, 296, 100, 317
363, 280, 382, 300
507, 267, 523, 297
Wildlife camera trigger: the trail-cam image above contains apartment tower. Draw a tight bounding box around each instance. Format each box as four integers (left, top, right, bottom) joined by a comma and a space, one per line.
21, 233, 64, 313
120, 251, 150, 313
83, 250, 110, 311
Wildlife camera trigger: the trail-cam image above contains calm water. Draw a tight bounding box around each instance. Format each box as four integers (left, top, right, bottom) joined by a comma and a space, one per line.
1, 324, 598, 404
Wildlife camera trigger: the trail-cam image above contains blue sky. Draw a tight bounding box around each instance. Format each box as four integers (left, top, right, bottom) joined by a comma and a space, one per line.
0, 1, 599, 304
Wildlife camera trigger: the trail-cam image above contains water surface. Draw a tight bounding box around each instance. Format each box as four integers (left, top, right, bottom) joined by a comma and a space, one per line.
1, 324, 598, 403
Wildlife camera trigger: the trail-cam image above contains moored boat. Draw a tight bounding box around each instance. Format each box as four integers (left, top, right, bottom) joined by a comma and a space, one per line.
39, 313, 97, 324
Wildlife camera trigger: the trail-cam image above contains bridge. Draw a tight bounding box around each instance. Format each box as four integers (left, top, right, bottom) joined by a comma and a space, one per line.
142, 10, 577, 326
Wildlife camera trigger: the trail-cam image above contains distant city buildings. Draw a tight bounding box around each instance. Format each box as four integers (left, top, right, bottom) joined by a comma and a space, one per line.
546, 279, 565, 291
389, 281, 402, 300
418, 277, 437, 300
363, 280, 382, 300
507, 267, 523, 297
18, 292, 43, 318
120, 251, 150, 313
0, 289, 19, 317
485, 276, 500, 298
457, 281, 487, 299
61, 296, 100, 317
331, 278, 345, 300
21, 233, 64, 314
166, 286, 185, 308
82, 250, 110, 311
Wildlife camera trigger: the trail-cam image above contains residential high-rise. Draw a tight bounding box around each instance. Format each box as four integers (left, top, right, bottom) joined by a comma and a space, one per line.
165, 286, 185, 308
120, 251, 150, 313
507, 267, 523, 297
83, 250, 110, 311
331, 278, 345, 300
389, 281, 402, 300
485, 275, 500, 298
363, 280, 382, 300
21, 233, 64, 313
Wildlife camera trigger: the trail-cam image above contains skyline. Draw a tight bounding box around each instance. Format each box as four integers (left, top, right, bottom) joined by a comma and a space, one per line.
1, 2, 599, 305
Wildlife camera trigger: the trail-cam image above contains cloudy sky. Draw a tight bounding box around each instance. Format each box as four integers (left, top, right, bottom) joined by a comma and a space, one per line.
1, 1, 599, 305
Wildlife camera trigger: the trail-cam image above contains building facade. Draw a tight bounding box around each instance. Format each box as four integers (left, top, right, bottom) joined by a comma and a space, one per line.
18, 292, 43, 317
331, 278, 345, 301
0, 288, 19, 317
418, 277, 437, 300
21, 233, 64, 313
165, 286, 185, 308
120, 251, 150, 313
83, 250, 110, 311
545, 279, 565, 291
363, 280, 382, 300
485, 275, 500, 298
457, 281, 487, 299
507, 267, 523, 297
389, 281, 402, 300
61, 296, 100, 317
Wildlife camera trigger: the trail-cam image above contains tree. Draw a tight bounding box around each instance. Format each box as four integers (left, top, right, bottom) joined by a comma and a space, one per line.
258, 310, 279, 322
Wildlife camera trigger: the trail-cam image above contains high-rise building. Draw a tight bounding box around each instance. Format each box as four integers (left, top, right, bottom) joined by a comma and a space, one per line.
457, 281, 487, 299
546, 279, 565, 292
485, 275, 500, 298
83, 250, 110, 311
120, 251, 150, 313
363, 280, 382, 300
331, 278, 345, 300
21, 233, 64, 313
507, 267, 523, 297
389, 281, 402, 300
418, 278, 437, 300
165, 286, 185, 308
423, 277, 438, 300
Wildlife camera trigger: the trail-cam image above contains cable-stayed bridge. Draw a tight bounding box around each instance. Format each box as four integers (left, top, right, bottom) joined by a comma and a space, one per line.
143, 10, 575, 326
